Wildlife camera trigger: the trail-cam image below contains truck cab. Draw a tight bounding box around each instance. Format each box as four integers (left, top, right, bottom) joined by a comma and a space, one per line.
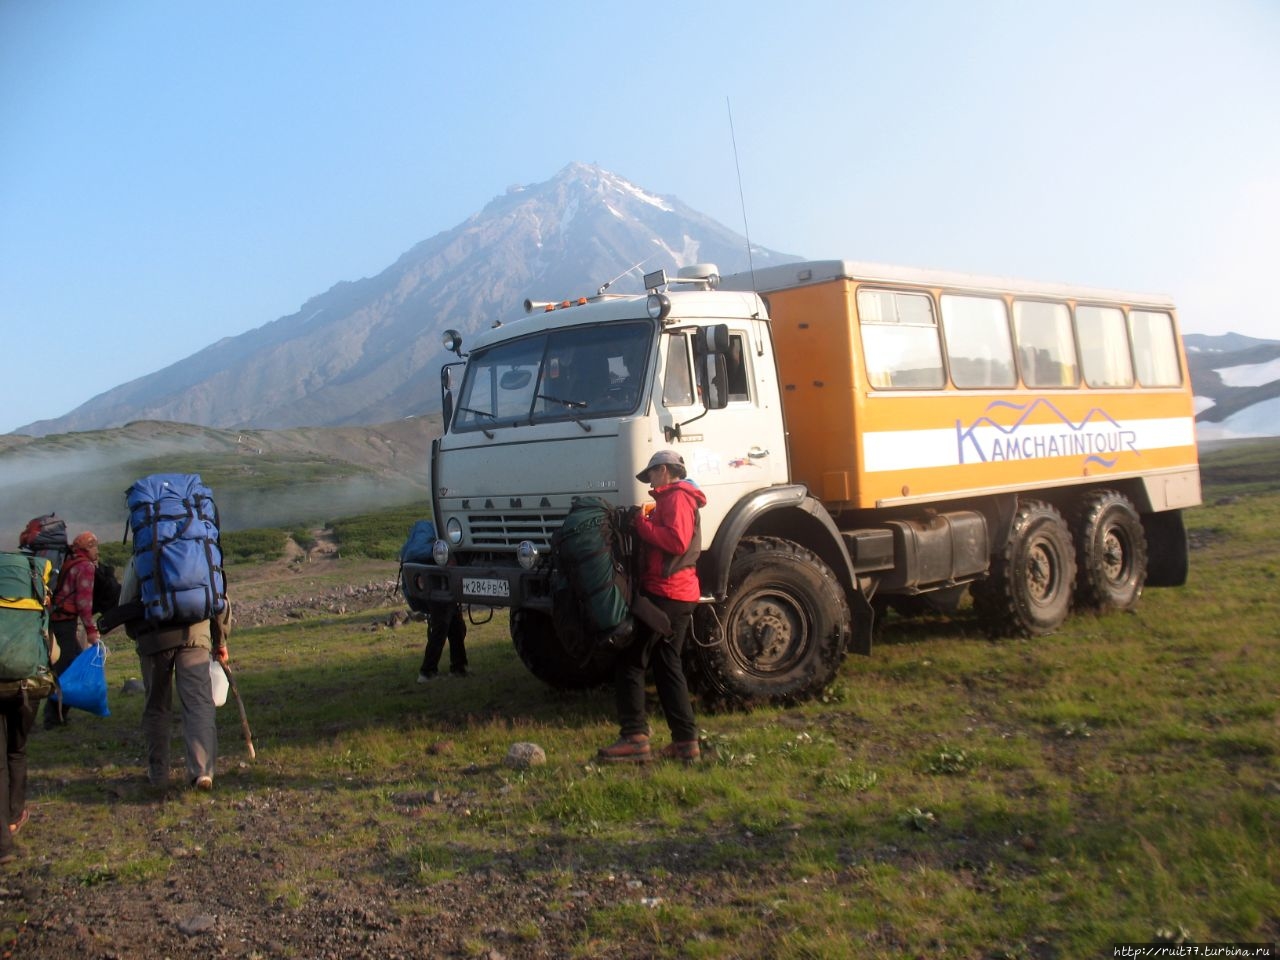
404, 265, 838, 693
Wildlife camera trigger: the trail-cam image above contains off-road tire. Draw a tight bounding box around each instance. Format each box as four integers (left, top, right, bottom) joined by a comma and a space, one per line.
689, 537, 849, 706
973, 499, 1076, 637
1072, 490, 1147, 612
511, 610, 613, 689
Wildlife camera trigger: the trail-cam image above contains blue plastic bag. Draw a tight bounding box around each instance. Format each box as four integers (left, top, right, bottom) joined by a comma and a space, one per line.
49, 644, 110, 717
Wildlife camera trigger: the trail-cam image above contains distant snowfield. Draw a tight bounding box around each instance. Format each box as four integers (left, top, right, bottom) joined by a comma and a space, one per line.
1213, 357, 1280, 387
1195, 397, 1280, 441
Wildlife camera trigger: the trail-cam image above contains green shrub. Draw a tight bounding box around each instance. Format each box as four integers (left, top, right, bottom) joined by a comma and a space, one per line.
329, 502, 432, 559
221, 527, 289, 563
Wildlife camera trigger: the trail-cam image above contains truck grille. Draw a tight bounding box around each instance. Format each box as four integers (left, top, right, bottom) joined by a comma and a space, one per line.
467, 510, 569, 550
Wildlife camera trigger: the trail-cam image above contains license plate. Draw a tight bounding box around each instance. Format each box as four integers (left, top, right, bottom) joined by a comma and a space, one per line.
462, 577, 510, 599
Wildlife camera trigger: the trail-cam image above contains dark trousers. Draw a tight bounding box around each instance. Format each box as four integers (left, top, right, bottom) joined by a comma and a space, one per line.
44, 619, 87, 726
614, 594, 697, 743
0, 696, 35, 857
420, 603, 467, 675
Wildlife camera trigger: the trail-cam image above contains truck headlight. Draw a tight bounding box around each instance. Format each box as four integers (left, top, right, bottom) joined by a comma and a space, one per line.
516, 540, 539, 570
432, 539, 450, 566
446, 517, 463, 544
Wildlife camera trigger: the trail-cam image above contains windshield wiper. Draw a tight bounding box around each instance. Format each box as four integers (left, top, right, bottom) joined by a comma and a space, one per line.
457, 406, 496, 438
535, 394, 592, 432
536, 393, 587, 409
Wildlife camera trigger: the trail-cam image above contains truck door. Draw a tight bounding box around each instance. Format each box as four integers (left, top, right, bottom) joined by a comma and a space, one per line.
656, 324, 787, 538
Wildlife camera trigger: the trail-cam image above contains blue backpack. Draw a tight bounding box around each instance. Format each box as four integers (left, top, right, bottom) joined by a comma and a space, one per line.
126, 474, 227, 625
400, 520, 437, 565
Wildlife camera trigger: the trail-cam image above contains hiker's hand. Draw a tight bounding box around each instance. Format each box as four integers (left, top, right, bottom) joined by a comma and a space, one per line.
214, 645, 229, 664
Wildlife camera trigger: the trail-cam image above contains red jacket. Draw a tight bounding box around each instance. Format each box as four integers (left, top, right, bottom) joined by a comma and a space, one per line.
51, 550, 100, 642
633, 479, 707, 601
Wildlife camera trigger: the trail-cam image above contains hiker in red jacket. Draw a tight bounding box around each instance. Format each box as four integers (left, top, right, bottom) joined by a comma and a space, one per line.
45, 531, 100, 729
598, 450, 707, 764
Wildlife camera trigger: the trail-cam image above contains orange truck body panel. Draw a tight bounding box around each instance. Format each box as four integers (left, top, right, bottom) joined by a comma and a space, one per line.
762, 275, 1200, 511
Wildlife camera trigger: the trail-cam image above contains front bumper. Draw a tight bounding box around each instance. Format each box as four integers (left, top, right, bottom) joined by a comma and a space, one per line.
400, 560, 554, 614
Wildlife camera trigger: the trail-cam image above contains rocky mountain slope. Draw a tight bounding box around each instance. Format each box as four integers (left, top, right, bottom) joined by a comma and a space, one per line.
19, 163, 796, 436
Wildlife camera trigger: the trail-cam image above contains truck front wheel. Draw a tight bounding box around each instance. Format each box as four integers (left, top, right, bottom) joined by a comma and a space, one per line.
691, 537, 849, 705
973, 500, 1076, 637
511, 610, 613, 690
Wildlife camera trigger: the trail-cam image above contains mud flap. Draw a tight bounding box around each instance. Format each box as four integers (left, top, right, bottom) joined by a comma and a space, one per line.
848, 589, 874, 656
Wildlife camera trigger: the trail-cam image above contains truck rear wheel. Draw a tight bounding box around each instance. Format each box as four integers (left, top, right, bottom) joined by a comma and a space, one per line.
974, 500, 1076, 637
691, 537, 849, 705
1073, 490, 1147, 611
511, 610, 613, 689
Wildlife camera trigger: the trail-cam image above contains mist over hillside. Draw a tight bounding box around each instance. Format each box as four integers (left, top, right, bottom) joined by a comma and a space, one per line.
0, 417, 438, 548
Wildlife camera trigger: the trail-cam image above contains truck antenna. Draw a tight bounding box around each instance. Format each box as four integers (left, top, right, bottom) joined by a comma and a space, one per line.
597, 255, 653, 296
727, 97, 757, 295
728, 97, 764, 356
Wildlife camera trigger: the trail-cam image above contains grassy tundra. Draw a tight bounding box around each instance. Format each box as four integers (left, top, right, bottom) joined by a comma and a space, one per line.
3, 442, 1277, 958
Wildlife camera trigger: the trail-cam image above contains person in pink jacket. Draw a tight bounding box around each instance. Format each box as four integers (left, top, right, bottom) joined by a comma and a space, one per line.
598, 450, 707, 764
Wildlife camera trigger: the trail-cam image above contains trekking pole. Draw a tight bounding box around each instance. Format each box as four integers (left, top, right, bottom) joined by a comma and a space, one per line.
219, 661, 256, 760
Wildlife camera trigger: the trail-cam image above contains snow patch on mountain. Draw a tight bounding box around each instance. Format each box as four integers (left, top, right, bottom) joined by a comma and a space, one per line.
611, 175, 672, 212
1195, 397, 1280, 440
1214, 357, 1280, 388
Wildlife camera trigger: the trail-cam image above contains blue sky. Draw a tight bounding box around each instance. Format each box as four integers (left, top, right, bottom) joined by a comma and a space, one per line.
2, 0, 1277, 434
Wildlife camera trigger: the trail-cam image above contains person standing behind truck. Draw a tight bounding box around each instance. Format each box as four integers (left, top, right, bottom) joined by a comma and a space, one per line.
598, 450, 707, 763
400, 520, 469, 682
44, 531, 100, 729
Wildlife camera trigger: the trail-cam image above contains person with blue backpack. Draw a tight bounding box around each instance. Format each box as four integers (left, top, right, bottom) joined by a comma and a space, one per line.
102, 474, 232, 790
400, 520, 468, 683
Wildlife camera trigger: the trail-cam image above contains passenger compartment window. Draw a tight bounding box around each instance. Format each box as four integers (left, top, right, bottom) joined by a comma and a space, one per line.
1013, 300, 1079, 387
1130, 310, 1182, 386
857, 288, 945, 389
940, 294, 1016, 388
1076, 305, 1133, 387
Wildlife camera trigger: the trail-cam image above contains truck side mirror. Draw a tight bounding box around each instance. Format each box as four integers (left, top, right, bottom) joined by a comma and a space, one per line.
694, 324, 731, 411
441, 362, 461, 429
700, 353, 730, 410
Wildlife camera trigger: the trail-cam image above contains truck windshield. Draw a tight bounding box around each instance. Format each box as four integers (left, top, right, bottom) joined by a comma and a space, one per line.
453, 321, 652, 432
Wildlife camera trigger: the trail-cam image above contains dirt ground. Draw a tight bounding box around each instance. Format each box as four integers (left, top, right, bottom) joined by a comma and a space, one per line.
1, 546, 631, 960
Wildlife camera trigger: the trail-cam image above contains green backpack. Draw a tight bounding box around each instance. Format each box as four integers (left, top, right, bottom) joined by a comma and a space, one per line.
0, 552, 57, 702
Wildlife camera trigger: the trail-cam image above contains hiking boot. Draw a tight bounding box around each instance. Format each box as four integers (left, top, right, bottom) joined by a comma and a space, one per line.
8, 810, 28, 835
597, 734, 651, 763
660, 740, 701, 762
417, 671, 439, 684
194, 776, 214, 791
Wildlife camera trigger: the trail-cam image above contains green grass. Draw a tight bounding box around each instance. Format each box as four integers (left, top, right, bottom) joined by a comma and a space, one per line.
9, 442, 1280, 956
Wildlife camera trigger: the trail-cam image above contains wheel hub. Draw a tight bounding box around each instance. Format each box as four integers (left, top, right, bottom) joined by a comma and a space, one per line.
737, 596, 800, 667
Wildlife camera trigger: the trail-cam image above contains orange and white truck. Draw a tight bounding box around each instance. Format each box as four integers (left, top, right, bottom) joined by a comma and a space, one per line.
402, 259, 1201, 702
